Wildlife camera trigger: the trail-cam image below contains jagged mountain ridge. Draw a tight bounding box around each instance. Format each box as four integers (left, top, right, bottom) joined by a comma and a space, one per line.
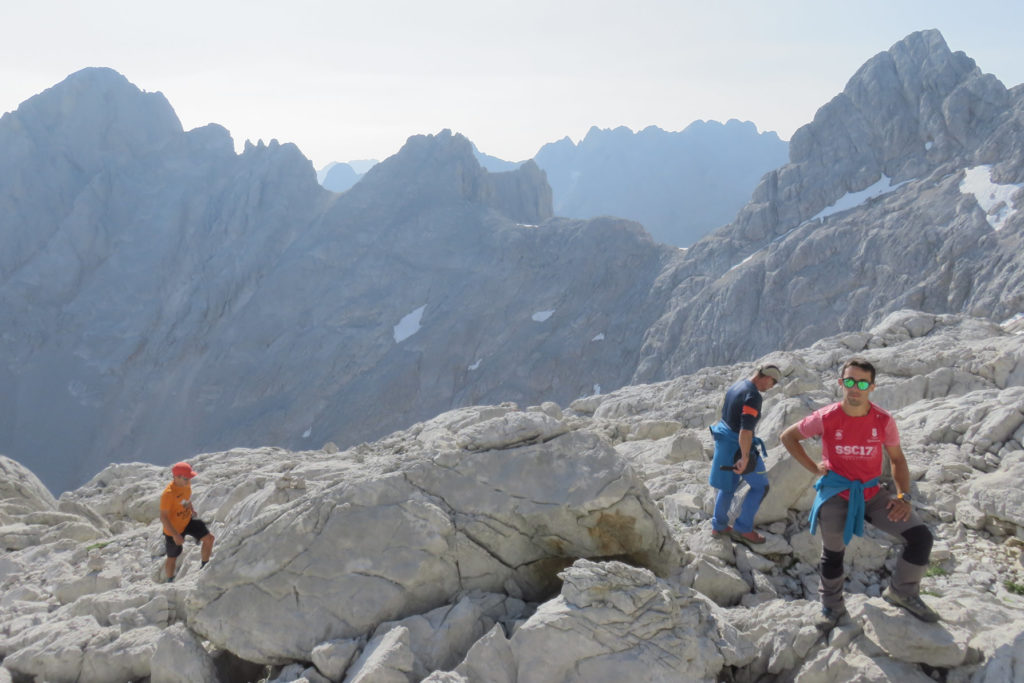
0, 69, 677, 492
321, 121, 788, 249
632, 29, 1024, 382
2, 30, 1022, 494
533, 120, 788, 247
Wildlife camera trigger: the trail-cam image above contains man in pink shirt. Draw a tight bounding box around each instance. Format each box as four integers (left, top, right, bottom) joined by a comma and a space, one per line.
780, 358, 939, 630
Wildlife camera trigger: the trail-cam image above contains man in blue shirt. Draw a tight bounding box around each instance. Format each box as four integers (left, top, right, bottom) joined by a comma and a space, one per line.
708, 365, 781, 546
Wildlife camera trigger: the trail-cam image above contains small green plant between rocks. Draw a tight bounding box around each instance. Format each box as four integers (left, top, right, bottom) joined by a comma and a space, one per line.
925, 563, 949, 577
1005, 580, 1024, 596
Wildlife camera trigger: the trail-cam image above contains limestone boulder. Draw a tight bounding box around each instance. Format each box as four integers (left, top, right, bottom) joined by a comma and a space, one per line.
343, 626, 415, 683
1, 615, 126, 683
963, 451, 1024, 528
971, 630, 1024, 683
186, 430, 680, 664
311, 638, 363, 683
854, 597, 970, 667
724, 599, 823, 677
692, 558, 750, 606
454, 411, 569, 451
364, 592, 518, 680
450, 625, 516, 683
794, 641, 936, 682
0, 455, 57, 520
79, 625, 161, 683
506, 560, 725, 682
756, 444, 819, 524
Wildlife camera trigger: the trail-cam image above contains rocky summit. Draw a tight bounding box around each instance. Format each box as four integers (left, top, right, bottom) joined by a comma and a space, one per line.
2, 30, 1023, 494
1, 310, 1023, 682
1, 27, 1023, 681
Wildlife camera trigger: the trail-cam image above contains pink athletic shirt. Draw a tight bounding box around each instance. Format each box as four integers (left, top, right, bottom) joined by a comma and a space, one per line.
797, 402, 900, 500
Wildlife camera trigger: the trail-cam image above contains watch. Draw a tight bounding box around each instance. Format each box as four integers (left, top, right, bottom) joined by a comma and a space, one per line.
897, 492, 911, 503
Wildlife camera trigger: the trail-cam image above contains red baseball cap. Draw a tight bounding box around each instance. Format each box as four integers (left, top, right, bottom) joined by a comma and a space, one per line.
171, 462, 197, 479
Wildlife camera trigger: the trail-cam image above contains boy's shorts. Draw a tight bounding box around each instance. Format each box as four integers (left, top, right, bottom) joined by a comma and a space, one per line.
164, 518, 211, 557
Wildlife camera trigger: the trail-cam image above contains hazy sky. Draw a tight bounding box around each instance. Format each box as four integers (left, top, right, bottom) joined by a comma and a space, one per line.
2, 1, 1023, 170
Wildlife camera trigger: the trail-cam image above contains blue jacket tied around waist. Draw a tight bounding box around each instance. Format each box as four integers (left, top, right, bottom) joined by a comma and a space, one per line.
809, 470, 881, 545
708, 420, 767, 490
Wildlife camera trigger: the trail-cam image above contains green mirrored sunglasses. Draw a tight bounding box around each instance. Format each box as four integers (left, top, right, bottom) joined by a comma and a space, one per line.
842, 377, 871, 390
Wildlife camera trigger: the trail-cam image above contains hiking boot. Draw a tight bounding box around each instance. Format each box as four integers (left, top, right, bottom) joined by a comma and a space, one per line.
814, 606, 846, 631
729, 529, 766, 546
882, 587, 940, 622
711, 525, 732, 538
165, 576, 175, 584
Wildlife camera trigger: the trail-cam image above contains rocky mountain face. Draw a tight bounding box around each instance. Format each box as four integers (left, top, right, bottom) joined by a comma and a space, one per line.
0, 69, 676, 492
533, 120, 789, 247
632, 29, 1024, 382
2, 29, 1022, 499
320, 162, 362, 193
2, 311, 1022, 681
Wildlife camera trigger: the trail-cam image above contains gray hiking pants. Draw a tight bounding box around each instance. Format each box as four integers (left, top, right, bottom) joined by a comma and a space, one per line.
816, 493, 932, 611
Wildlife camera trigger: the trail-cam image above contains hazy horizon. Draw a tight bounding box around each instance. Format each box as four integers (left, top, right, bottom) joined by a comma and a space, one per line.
3, 1, 1023, 168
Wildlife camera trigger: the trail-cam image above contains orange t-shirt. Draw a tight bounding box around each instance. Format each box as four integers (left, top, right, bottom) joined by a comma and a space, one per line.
160, 481, 193, 535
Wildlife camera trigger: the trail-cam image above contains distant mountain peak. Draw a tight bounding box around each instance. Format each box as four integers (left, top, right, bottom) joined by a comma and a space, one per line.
349, 129, 552, 224
727, 28, 1011, 245
532, 119, 788, 246
13, 66, 182, 142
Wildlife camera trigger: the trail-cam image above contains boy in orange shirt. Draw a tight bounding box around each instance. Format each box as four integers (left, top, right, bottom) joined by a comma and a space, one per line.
159, 461, 214, 582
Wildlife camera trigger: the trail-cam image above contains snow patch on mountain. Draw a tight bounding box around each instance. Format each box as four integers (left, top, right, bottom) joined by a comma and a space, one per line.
393, 305, 427, 343
531, 310, 555, 322
960, 165, 1022, 231
811, 175, 910, 222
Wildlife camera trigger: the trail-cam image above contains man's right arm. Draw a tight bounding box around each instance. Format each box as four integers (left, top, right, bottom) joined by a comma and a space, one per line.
160, 510, 184, 545
780, 424, 827, 475
733, 429, 754, 473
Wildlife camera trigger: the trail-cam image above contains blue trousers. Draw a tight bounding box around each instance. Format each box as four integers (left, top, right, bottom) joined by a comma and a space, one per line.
712, 465, 769, 533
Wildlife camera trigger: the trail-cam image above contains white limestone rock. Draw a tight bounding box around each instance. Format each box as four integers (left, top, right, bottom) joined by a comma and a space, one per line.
692, 558, 750, 606
343, 625, 415, 683
794, 640, 936, 682
0, 523, 48, 551
451, 624, 516, 683
963, 451, 1024, 528
0, 455, 58, 517
311, 638, 363, 683
854, 597, 969, 667
110, 594, 173, 631
756, 444, 819, 523
2, 615, 116, 682
687, 524, 738, 564
454, 410, 569, 450
725, 599, 823, 677
628, 419, 681, 441
186, 430, 680, 664
507, 559, 725, 682
79, 624, 161, 683
54, 569, 122, 605
971, 630, 1024, 682
960, 389, 1024, 454
367, 593, 513, 680
3, 301, 1024, 682
668, 430, 707, 462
